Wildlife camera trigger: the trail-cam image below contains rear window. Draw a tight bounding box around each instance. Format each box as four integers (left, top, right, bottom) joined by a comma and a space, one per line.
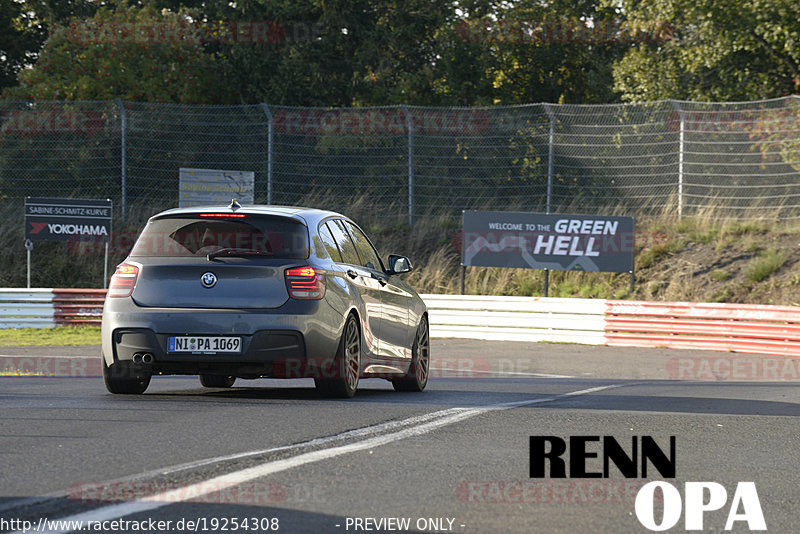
130, 215, 309, 258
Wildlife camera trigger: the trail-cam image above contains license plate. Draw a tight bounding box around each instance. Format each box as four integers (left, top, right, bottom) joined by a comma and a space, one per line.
168, 336, 241, 353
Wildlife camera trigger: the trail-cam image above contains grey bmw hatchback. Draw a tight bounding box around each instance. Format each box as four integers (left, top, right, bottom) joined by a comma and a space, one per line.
101, 202, 429, 398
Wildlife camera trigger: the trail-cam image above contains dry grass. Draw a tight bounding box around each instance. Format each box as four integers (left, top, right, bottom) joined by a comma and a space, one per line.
2, 193, 800, 304
745, 249, 786, 282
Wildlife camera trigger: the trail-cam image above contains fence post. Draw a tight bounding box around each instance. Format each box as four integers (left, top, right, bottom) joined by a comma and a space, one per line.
542, 104, 556, 297
260, 103, 274, 205
403, 106, 415, 226
671, 100, 685, 218
543, 104, 555, 215
116, 99, 127, 223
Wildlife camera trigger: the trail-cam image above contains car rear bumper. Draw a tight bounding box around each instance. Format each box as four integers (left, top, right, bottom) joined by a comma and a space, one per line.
101, 298, 343, 378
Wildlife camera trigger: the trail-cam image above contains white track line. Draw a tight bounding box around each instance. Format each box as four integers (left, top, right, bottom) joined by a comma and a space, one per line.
19, 384, 621, 534
431, 365, 574, 378
0, 407, 500, 515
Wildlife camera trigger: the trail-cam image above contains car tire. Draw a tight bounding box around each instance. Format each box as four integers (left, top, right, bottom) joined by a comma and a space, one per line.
102, 355, 151, 395
315, 314, 361, 398
199, 374, 236, 388
392, 316, 429, 392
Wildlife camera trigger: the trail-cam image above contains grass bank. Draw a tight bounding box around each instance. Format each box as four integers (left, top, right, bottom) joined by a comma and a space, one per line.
0, 326, 101, 346
2, 196, 799, 306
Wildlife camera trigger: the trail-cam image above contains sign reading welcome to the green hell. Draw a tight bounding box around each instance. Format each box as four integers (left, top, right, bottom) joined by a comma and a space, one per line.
462, 210, 634, 273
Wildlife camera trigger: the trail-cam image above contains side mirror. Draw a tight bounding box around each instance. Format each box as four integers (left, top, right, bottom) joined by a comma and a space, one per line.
387, 254, 413, 275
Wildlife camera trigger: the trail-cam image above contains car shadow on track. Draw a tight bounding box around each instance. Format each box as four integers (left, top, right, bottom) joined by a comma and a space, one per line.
110, 378, 800, 417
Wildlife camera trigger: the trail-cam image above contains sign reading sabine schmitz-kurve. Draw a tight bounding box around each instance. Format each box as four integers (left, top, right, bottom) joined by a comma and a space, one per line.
25, 197, 112, 242
462, 211, 634, 273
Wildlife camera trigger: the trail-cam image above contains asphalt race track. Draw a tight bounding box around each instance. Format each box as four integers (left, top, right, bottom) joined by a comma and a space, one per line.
1, 340, 798, 533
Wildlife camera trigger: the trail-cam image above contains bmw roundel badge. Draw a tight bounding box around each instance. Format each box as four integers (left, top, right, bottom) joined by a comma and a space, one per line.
201, 272, 217, 288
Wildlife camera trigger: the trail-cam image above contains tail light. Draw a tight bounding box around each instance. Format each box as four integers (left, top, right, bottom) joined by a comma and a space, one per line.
285, 266, 325, 299
108, 263, 139, 298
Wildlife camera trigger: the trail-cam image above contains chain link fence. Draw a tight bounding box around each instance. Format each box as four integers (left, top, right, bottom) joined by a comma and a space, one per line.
2, 96, 799, 223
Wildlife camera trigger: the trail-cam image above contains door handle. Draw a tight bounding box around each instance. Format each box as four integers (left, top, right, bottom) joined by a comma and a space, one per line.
347, 270, 358, 279
371, 272, 388, 286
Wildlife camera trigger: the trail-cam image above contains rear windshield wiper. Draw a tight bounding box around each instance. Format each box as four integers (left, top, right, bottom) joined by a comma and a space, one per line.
207, 248, 273, 261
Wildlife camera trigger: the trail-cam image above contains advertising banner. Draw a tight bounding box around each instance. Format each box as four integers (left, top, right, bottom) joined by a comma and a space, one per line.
462, 210, 634, 273
25, 197, 112, 243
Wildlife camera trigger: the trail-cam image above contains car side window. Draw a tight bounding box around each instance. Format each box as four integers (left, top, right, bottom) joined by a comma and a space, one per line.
317, 222, 342, 262
328, 219, 362, 265
345, 221, 383, 272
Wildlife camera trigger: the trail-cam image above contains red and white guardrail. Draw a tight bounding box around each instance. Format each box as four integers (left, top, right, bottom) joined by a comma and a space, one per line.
424, 295, 800, 358
604, 300, 800, 357
0, 288, 106, 328
2, 290, 799, 357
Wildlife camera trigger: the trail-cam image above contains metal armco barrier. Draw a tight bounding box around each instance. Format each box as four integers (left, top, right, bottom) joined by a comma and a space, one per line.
2, 290, 800, 358
52, 289, 107, 325
605, 300, 800, 358
0, 289, 105, 328
423, 295, 800, 356
421, 294, 608, 344
0, 289, 57, 328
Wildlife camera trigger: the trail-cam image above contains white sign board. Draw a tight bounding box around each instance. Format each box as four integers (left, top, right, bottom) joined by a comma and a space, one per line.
179, 168, 255, 207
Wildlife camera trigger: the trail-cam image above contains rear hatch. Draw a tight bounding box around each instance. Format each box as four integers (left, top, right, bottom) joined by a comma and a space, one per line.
128, 213, 309, 309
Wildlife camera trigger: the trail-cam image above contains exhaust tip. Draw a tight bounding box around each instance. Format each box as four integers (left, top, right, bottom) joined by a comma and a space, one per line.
142, 353, 154, 364
132, 353, 143, 364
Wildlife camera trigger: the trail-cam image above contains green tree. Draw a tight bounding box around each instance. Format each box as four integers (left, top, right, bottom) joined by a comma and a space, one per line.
3, 0, 641, 106
0, 0, 41, 91
444, 0, 628, 105
611, 0, 800, 101
3, 5, 228, 103
200, 0, 452, 106
1, 0, 100, 92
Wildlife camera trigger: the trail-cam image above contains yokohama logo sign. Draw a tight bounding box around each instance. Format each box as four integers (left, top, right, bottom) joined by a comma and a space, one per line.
25, 197, 112, 243
30, 223, 109, 237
